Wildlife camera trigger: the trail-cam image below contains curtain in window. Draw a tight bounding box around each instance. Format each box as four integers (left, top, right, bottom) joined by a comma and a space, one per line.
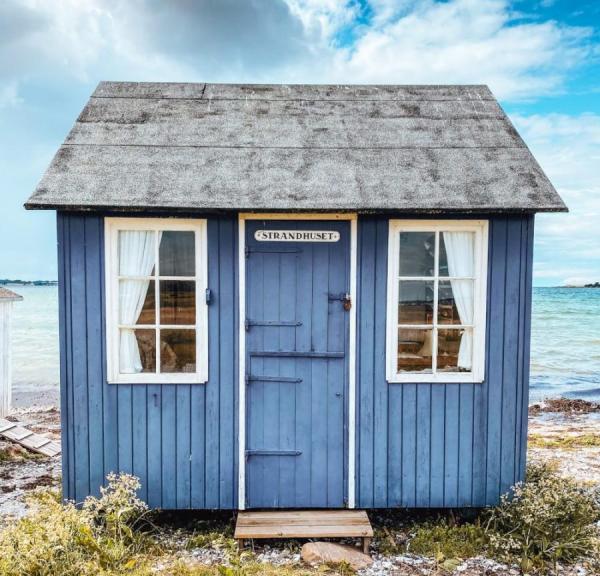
443, 232, 474, 370
119, 231, 158, 373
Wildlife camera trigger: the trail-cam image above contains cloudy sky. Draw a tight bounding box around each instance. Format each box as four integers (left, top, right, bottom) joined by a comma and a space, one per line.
1, 0, 598, 285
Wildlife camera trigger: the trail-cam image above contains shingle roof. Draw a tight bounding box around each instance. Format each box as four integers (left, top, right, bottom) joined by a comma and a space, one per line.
0, 287, 23, 301
25, 82, 566, 213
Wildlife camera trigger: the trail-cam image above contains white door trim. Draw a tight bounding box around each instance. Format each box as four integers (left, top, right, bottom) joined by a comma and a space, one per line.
237, 213, 358, 510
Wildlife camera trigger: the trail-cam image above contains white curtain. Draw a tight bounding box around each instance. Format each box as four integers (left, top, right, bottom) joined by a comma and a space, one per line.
119, 231, 157, 373
442, 232, 474, 370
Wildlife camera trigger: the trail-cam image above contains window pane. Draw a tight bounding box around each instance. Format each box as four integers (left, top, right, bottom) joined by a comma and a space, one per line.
160, 281, 196, 325
438, 280, 474, 325
120, 328, 155, 373
398, 280, 434, 324
159, 231, 195, 276
438, 328, 472, 372
119, 230, 156, 276
439, 231, 475, 277
161, 329, 196, 373
399, 232, 435, 277
119, 280, 155, 325
397, 329, 433, 373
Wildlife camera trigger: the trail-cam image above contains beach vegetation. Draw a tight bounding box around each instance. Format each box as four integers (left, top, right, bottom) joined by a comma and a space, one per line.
528, 433, 600, 449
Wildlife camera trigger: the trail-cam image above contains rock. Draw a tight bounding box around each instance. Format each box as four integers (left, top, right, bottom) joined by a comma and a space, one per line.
301, 542, 373, 570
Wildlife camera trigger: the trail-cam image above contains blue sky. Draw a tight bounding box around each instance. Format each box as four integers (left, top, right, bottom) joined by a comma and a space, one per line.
0, 0, 598, 286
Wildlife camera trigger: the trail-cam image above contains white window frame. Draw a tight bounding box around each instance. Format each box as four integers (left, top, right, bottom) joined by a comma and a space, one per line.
105, 217, 209, 384
386, 219, 488, 384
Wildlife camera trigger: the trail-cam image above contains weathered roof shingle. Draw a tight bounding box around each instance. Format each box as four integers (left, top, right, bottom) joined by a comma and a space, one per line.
25, 82, 566, 213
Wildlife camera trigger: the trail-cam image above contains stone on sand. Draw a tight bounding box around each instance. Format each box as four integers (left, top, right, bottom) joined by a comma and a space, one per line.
301, 542, 373, 570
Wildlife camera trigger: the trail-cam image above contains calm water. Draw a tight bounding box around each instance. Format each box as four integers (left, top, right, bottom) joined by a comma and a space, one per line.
7, 285, 600, 405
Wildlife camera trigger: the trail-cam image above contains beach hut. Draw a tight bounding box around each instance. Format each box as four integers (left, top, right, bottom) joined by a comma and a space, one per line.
26, 82, 566, 512
0, 287, 23, 417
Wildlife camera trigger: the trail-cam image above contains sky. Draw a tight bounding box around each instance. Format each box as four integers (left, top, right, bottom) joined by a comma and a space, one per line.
0, 0, 598, 286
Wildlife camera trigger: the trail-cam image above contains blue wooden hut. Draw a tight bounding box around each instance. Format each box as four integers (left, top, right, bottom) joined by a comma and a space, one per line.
26, 82, 565, 510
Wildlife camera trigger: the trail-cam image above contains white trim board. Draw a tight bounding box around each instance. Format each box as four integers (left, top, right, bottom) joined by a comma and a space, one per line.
237, 213, 358, 510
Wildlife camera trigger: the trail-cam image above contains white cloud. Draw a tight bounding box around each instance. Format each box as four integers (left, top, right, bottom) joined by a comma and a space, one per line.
512, 113, 600, 286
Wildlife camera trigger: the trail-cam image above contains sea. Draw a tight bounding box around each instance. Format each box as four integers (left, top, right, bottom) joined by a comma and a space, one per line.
7, 285, 600, 406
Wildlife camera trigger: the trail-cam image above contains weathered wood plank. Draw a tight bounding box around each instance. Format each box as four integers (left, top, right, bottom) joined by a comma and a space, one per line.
0, 418, 61, 457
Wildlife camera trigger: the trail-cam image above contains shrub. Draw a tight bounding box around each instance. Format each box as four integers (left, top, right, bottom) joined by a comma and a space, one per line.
484, 462, 600, 571
0, 474, 156, 576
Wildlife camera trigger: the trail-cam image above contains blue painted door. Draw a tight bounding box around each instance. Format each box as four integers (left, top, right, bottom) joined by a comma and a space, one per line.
245, 220, 351, 508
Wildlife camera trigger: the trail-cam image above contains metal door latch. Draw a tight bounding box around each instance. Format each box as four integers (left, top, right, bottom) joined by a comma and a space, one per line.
328, 292, 352, 310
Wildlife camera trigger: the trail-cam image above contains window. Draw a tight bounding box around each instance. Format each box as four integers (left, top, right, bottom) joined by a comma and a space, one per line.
105, 218, 208, 384
386, 220, 488, 383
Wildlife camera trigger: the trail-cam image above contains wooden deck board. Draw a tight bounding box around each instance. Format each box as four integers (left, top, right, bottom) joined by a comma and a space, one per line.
234, 510, 373, 540
0, 418, 61, 457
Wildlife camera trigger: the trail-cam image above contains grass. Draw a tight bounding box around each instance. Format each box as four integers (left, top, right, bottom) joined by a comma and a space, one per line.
0, 464, 598, 575
0, 446, 45, 462
528, 433, 600, 449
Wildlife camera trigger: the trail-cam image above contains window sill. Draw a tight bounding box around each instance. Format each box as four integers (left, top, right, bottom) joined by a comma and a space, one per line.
387, 374, 484, 384
108, 375, 208, 385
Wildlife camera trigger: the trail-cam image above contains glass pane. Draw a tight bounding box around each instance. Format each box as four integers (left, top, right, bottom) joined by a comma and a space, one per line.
438, 328, 472, 372
160, 280, 196, 325
119, 280, 155, 325
397, 329, 433, 373
119, 328, 155, 373
399, 232, 435, 277
439, 231, 475, 277
118, 230, 156, 276
161, 329, 196, 373
438, 280, 474, 325
398, 280, 434, 324
159, 231, 195, 276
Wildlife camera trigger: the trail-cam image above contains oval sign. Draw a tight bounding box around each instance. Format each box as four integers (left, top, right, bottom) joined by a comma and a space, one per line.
254, 230, 340, 242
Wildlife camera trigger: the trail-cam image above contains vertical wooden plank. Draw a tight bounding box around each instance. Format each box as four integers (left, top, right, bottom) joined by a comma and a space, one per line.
161, 384, 177, 508
205, 220, 221, 508
401, 384, 417, 507
310, 238, 329, 507
415, 384, 431, 506
190, 382, 206, 508
146, 386, 162, 507
519, 216, 535, 481
457, 383, 474, 506
373, 219, 389, 507
443, 385, 459, 507
218, 218, 236, 508
357, 218, 376, 507
486, 217, 507, 505
500, 217, 522, 495
176, 385, 191, 508
69, 215, 90, 501
56, 213, 72, 500
429, 384, 445, 507
132, 385, 148, 502
295, 227, 313, 508
117, 385, 133, 474
85, 217, 105, 497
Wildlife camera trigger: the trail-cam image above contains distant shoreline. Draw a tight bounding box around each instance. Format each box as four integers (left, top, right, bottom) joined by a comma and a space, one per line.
0, 279, 57, 286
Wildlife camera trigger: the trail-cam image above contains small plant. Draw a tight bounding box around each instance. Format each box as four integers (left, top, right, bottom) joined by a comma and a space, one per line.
484, 462, 600, 571
0, 473, 157, 576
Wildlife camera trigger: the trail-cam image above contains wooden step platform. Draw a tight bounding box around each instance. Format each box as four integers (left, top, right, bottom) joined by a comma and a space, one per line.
234, 510, 373, 552
0, 418, 61, 457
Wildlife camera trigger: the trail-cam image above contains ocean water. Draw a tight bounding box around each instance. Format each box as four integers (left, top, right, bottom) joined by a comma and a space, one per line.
6, 285, 600, 406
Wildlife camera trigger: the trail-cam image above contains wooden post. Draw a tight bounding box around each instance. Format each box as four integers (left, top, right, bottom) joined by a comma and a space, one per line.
0, 289, 23, 418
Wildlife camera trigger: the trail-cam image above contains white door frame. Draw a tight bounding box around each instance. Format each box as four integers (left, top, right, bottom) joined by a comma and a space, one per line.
238, 213, 358, 509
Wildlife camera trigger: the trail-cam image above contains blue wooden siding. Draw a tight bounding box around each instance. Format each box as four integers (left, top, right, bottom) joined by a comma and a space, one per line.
57, 213, 238, 508
58, 212, 533, 509
356, 215, 534, 508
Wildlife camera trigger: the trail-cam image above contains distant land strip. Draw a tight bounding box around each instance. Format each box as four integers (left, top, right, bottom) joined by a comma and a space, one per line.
0, 279, 57, 286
